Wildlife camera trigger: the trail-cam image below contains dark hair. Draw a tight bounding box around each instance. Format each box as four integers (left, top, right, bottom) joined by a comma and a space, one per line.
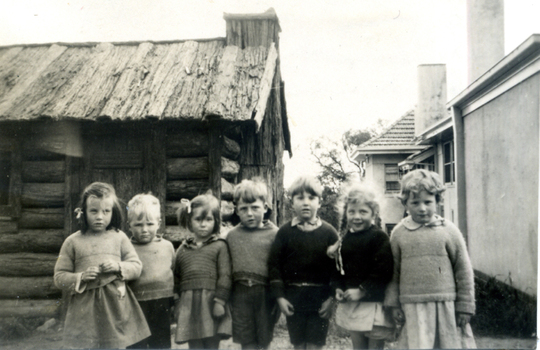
288, 175, 323, 198
177, 194, 221, 234
77, 182, 124, 233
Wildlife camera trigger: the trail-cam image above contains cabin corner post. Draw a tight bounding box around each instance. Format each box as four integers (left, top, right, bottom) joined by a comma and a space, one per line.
208, 122, 223, 201
452, 106, 468, 244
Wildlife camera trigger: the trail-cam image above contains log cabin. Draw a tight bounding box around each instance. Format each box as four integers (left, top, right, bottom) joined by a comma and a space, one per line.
0, 8, 291, 319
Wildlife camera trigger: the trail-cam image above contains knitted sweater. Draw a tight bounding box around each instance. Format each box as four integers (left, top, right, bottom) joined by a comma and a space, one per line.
384, 215, 475, 314
226, 220, 278, 285
54, 230, 142, 293
129, 237, 175, 301
174, 237, 232, 302
268, 220, 339, 299
332, 225, 393, 302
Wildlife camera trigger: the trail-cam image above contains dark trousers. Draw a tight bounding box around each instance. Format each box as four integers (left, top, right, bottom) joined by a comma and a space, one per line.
127, 297, 173, 349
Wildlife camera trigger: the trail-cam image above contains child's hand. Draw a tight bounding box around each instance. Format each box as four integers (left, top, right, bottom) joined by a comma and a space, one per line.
81, 266, 99, 282
343, 288, 365, 301
212, 301, 226, 318
277, 297, 294, 316
456, 312, 472, 328
392, 307, 405, 326
318, 297, 334, 319
335, 288, 344, 302
100, 261, 120, 274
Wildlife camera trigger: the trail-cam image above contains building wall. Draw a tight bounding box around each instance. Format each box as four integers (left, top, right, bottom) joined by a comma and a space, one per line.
463, 75, 539, 295
365, 154, 409, 233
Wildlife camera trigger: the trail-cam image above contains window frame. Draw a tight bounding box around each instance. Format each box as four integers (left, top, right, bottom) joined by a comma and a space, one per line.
443, 141, 455, 184
384, 164, 401, 193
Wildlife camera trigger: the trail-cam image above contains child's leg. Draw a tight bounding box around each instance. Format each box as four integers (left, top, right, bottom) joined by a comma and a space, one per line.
350, 331, 368, 349
202, 335, 221, 349
188, 339, 204, 349
305, 343, 322, 350
367, 337, 385, 350
242, 341, 260, 349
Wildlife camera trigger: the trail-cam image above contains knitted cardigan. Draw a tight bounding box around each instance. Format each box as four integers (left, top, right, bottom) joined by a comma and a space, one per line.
54, 229, 142, 293
174, 237, 232, 302
129, 237, 175, 301
226, 220, 278, 285
268, 220, 339, 299
384, 215, 475, 314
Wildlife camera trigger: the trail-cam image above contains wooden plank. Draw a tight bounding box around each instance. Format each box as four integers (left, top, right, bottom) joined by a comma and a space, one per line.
22, 161, 65, 183
0, 276, 60, 299
253, 43, 278, 129
0, 253, 57, 277
143, 124, 167, 234
0, 299, 61, 318
0, 220, 18, 234
167, 157, 209, 180
163, 225, 187, 248
221, 157, 239, 182
22, 134, 67, 161
221, 178, 234, 196
21, 183, 64, 207
167, 130, 239, 160
166, 179, 209, 200
19, 208, 64, 229
0, 229, 64, 253
208, 124, 222, 200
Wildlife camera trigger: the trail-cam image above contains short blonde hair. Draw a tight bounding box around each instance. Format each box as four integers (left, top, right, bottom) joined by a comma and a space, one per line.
288, 175, 323, 198
337, 183, 380, 232
127, 193, 161, 223
233, 178, 268, 204
399, 169, 445, 205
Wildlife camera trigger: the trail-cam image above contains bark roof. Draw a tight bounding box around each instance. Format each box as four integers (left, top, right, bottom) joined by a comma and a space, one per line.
0, 39, 277, 123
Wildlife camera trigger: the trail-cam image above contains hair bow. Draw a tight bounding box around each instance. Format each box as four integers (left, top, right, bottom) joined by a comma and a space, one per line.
74, 207, 83, 219
181, 198, 191, 214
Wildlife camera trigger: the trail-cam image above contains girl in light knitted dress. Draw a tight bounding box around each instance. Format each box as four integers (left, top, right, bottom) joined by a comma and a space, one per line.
384, 169, 476, 349
327, 184, 394, 349
174, 194, 232, 349
54, 182, 150, 349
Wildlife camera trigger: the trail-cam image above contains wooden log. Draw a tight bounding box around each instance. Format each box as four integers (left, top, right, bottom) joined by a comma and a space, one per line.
221, 178, 234, 196
167, 132, 240, 160
165, 201, 183, 226
19, 208, 64, 229
22, 134, 67, 161
0, 253, 57, 277
0, 229, 64, 253
0, 276, 60, 299
21, 183, 65, 207
0, 220, 18, 234
0, 299, 61, 318
22, 161, 65, 183
166, 179, 209, 200
208, 125, 222, 200
163, 225, 187, 248
167, 157, 208, 181
221, 158, 239, 181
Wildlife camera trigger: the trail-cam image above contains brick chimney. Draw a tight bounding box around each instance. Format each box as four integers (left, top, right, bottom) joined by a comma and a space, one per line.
467, 0, 505, 83
223, 8, 281, 50
415, 64, 447, 137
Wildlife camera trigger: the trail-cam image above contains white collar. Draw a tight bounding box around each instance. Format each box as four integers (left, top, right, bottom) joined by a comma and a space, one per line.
402, 215, 445, 231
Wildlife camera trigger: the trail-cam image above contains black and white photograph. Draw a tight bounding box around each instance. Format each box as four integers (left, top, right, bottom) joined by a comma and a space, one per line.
0, 1, 537, 349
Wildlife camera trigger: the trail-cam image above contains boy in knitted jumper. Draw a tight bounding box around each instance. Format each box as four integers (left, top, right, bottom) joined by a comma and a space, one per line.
127, 194, 175, 349
268, 176, 339, 350
227, 179, 279, 349
384, 169, 475, 349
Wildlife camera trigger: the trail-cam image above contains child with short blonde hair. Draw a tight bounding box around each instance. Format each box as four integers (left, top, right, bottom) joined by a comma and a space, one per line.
384, 169, 476, 349
328, 183, 394, 349
126, 193, 175, 349
268, 175, 339, 350
227, 178, 279, 349
174, 194, 232, 349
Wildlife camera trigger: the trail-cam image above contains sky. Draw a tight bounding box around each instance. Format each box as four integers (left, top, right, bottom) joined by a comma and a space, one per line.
0, 0, 539, 186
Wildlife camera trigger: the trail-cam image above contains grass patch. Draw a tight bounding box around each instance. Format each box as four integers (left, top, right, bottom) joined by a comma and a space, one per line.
0, 317, 48, 341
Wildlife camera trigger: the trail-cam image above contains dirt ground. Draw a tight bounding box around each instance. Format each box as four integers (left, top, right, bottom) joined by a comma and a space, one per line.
0, 317, 537, 350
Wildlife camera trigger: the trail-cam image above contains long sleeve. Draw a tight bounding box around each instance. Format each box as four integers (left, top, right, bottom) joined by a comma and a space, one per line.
384, 230, 402, 308
118, 233, 142, 281
215, 241, 232, 301
447, 225, 476, 314
362, 233, 394, 297
54, 237, 83, 292
268, 228, 286, 299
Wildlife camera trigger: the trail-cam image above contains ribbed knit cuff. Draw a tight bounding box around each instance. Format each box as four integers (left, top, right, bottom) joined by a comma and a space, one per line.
455, 300, 476, 315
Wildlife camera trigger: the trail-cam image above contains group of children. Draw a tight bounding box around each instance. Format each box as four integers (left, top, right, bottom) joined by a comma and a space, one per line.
54, 169, 476, 350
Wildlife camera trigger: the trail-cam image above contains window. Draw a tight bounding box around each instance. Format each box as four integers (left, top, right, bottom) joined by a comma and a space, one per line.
385, 164, 400, 192
443, 141, 455, 183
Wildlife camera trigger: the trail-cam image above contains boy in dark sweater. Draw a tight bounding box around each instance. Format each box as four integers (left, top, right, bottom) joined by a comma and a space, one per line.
127, 194, 175, 349
227, 179, 279, 350
268, 176, 339, 350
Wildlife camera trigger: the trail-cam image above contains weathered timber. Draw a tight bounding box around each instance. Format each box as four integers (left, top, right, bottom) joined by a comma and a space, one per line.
22, 134, 67, 161
0, 229, 64, 253
0, 220, 17, 234
22, 161, 66, 182
0, 299, 61, 318
0, 253, 57, 276
208, 124, 222, 199
21, 183, 65, 207
165, 201, 183, 226
0, 276, 60, 299
166, 179, 209, 200
221, 178, 234, 196
221, 158, 239, 181
19, 208, 64, 229
163, 225, 187, 247
224, 9, 281, 49
0, 138, 22, 218
167, 157, 208, 180
143, 124, 167, 234
167, 132, 240, 160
